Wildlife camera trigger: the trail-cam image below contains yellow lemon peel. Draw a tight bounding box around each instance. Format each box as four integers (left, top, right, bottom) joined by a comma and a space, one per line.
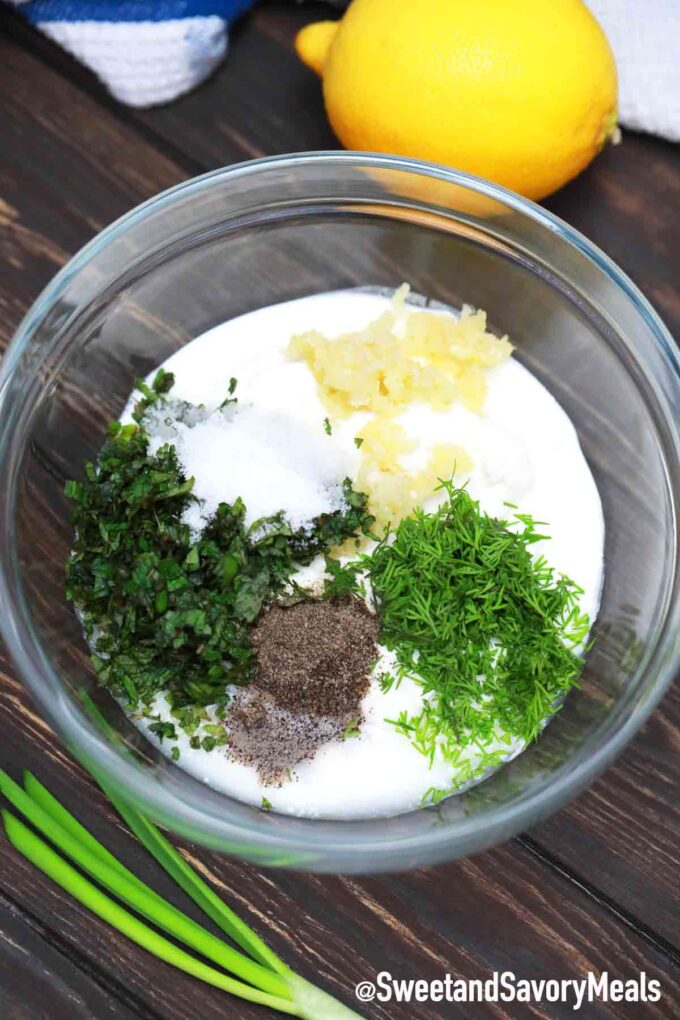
296, 0, 618, 202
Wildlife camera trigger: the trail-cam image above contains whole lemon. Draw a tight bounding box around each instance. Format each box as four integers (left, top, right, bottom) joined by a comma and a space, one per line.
296, 0, 618, 201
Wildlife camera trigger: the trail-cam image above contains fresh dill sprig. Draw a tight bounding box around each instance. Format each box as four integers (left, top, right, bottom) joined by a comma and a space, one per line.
365, 482, 590, 771
376, 671, 396, 694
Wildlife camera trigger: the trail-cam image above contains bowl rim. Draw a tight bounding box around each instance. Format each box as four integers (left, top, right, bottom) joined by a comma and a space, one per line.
0, 150, 678, 866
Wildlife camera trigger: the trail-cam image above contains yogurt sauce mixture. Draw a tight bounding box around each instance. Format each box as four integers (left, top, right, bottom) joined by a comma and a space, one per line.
131, 289, 604, 819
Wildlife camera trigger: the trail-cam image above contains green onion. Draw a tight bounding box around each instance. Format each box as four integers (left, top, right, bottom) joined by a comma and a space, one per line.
24, 770, 284, 974
0, 770, 286, 1000
0, 770, 363, 1018
93, 777, 287, 975
1, 811, 298, 1015
22, 771, 146, 889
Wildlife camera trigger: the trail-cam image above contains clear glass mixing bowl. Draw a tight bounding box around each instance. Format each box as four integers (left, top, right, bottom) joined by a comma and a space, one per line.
0, 153, 678, 872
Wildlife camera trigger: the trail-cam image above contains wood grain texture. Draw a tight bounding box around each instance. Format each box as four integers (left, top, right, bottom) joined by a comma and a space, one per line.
0, 6, 679, 1018
0, 892, 140, 1020
2, 7, 678, 937
0, 653, 678, 1020
525, 683, 680, 947
0, 30, 184, 349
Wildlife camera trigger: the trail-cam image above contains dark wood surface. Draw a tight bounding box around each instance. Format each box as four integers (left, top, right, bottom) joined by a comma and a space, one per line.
0, 4, 678, 1018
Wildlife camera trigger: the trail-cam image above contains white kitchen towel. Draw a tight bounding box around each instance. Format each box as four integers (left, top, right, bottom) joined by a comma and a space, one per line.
7, 0, 680, 137
588, 0, 680, 141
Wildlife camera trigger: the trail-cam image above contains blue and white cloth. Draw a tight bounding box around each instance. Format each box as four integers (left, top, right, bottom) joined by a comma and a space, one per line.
10, 1, 256, 107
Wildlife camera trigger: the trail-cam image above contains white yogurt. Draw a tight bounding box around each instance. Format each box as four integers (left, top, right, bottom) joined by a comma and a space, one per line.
131, 289, 604, 819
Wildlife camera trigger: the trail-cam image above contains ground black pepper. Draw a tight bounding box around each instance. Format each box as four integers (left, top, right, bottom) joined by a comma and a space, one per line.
227, 598, 379, 784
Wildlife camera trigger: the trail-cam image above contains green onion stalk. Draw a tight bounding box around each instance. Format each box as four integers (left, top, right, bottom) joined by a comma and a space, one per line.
0, 769, 362, 1019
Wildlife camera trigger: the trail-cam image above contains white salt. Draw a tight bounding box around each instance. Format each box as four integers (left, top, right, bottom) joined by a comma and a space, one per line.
147, 403, 347, 534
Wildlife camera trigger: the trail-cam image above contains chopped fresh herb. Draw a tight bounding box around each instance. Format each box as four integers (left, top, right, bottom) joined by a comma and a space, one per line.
148, 719, 177, 743
260, 797, 272, 812
421, 785, 452, 807
204, 723, 226, 738
354, 436, 364, 449
365, 483, 590, 778
220, 376, 239, 410
323, 417, 332, 436
340, 720, 361, 740
170, 746, 180, 762
376, 671, 396, 694
65, 373, 374, 735
321, 555, 362, 599
131, 368, 175, 423
286, 479, 374, 562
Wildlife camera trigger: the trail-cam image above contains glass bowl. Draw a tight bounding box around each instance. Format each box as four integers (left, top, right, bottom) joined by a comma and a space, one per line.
0, 153, 678, 873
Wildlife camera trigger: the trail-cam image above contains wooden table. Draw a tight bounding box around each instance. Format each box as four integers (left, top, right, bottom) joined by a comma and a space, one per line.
1, 4, 678, 1018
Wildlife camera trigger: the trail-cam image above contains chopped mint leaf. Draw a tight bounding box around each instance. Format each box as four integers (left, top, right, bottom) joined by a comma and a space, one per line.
64, 374, 374, 744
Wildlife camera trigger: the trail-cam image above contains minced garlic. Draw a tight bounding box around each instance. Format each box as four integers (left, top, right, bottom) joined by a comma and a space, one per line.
287, 285, 512, 526
356, 419, 473, 528
287, 284, 512, 417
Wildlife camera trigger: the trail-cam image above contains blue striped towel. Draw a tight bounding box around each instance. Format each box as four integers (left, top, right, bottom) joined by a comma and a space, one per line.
9, 1, 257, 107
